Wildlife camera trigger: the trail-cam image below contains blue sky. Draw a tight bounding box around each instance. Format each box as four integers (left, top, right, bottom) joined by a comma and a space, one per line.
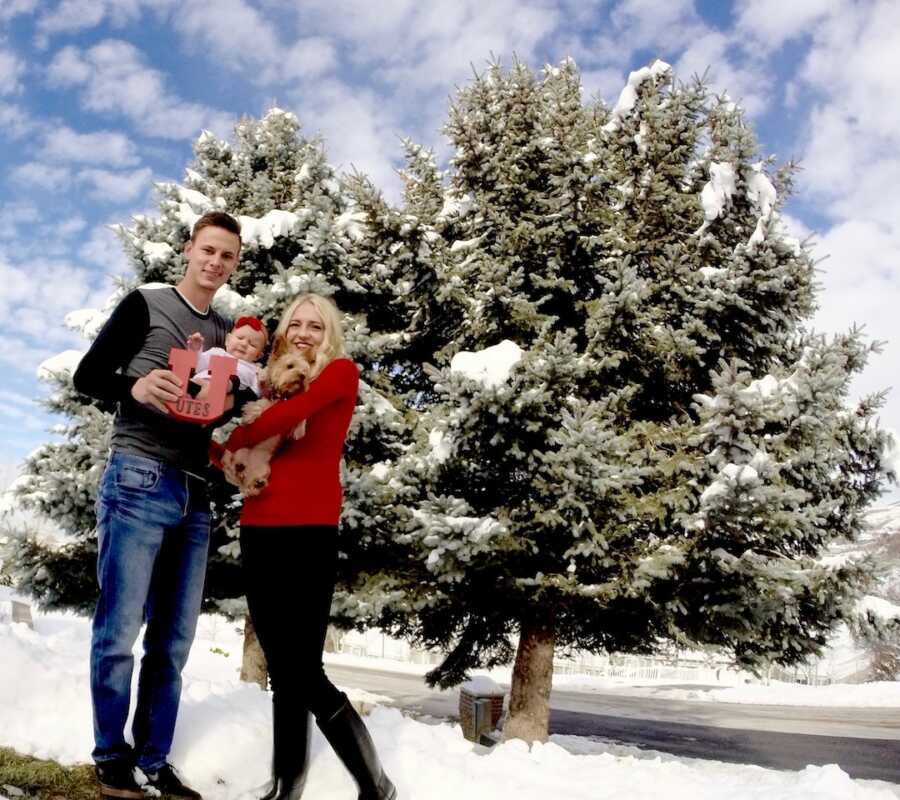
1, 0, 899, 494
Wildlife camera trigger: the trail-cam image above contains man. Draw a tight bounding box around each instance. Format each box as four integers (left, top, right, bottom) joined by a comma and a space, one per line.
74, 211, 245, 800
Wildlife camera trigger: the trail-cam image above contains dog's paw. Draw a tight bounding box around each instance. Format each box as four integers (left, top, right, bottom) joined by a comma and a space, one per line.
222, 449, 250, 487
240, 466, 271, 497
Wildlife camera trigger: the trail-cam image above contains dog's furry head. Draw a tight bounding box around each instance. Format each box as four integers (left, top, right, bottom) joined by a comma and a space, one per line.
262, 350, 310, 398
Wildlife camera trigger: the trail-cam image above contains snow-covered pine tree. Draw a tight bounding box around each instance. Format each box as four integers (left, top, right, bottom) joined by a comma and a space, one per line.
335, 58, 893, 742
850, 606, 900, 680
848, 519, 900, 680
4, 110, 412, 673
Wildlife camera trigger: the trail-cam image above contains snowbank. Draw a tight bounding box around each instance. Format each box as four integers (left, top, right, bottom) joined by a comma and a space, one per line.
1, 611, 898, 799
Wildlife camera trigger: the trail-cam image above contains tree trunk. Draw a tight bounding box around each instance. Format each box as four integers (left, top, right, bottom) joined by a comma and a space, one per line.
240, 612, 268, 688
323, 625, 345, 654
503, 612, 556, 743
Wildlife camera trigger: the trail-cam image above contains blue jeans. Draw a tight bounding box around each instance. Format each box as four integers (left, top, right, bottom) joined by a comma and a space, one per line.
90, 451, 210, 771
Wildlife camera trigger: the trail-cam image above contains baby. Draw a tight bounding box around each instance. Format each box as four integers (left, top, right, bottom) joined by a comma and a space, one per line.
187, 315, 267, 398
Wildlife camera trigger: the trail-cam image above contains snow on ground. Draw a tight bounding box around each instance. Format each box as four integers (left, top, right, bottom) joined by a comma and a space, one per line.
653, 681, 900, 707
1, 602, 899, 800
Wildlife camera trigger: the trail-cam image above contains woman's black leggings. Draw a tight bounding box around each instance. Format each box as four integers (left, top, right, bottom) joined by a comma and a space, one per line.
240, 524, 346, 722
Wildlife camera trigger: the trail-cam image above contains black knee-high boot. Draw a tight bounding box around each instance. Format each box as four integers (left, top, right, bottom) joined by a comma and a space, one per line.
318, 696, 397, 800
259, 697, 311, 800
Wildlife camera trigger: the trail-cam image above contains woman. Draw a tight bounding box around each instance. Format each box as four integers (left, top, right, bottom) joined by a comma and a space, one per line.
220, 293, 397, 800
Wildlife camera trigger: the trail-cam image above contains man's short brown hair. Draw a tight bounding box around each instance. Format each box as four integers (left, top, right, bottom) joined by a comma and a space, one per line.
191, 211, 241, 243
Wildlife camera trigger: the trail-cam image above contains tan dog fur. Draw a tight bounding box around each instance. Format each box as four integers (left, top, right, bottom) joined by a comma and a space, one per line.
222, 350, 310, 496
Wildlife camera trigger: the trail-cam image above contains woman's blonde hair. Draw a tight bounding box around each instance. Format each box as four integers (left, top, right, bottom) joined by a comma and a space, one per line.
271, 293, 346, 381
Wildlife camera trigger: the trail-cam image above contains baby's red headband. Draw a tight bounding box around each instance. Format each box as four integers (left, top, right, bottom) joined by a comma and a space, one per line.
235, 316, 263, 332
234, 316, 267, 342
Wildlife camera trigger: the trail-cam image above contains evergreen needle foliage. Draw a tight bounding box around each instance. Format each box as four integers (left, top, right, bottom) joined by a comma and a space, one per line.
330, 58, 893, 703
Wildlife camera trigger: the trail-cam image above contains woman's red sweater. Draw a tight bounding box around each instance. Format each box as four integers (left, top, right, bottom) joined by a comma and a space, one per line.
223, 357, 359, 527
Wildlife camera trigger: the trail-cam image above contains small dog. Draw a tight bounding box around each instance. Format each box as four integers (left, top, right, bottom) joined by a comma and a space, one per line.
222, 350, 310, 497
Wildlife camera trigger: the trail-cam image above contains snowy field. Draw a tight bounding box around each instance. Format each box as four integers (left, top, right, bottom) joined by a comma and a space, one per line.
2, 600, 899, 800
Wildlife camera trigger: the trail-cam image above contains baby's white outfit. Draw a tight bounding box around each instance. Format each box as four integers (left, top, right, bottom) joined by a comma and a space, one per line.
194, 347, 261, 396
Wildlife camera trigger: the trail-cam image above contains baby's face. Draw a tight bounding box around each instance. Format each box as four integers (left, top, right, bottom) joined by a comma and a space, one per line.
225, 325, 266, 362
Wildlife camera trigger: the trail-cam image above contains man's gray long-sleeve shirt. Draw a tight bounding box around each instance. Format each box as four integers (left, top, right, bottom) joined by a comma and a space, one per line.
73, 286, 235, 476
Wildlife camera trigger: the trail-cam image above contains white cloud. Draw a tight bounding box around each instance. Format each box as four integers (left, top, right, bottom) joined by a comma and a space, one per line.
810, 219, 900, 453
734, 0, 842, 50
556, 0, 769, 114
35, 0, 334, 85
800, 2, 900, 138
0, 0, 39, 22
44, 44, 92, 84
0, 331, 63, 376
280, 103, 388, 201
0, 205, 88, 264
800, 107, 900, 227
791, 2, 900, 226
77, 166, 153, 202
0, 401, 48, 432
0, 387, 42, 412
293, 0, 558, 92
580, 67, 629, 103
35, 0, 168, 41
0, 46, 25, 94
779, 212, 813, 243
172, 0, 280, 72
0, 259, 93, 356
0, 101, 36, 138
281, 37, 339, 80
79, 222, 133, 275
36, 0, 107, 38
289, 79, 404, 197
55, 216, 88, 238
0, 458, 26, 491
575, 0, 705, 69
43, 126, 139, 167
379, 2, 558, 91
779, 3, 900, 487
10, 162, 72, 191
0, 203, 40, 241
673, 30, 769, 116
272, 0, 568, 198
812, 219, 900, 340
0, 252, 114, 382
0, 257, 101, 322
45, 40, 234, 140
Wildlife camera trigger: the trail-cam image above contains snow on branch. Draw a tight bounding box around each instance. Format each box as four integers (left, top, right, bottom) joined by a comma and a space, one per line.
746, 163, 778, 252
435, 191, 474, 222
143, 242, 175, 263
696, 162, 736, 234
450, 340, 524, 388
699, 461, 763, 507
37, 351, 83, 381
335, 210, 368, 241
211, 286, 262, 318
238, 209, 303, 249
602, 59, 671, 134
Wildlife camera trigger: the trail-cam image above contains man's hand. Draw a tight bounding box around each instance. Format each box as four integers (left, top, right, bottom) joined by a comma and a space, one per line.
131, 369, 183, 413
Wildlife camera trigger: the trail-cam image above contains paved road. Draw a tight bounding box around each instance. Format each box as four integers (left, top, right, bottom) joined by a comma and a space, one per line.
325, 662, 900, 784
549, 708, 900, 783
